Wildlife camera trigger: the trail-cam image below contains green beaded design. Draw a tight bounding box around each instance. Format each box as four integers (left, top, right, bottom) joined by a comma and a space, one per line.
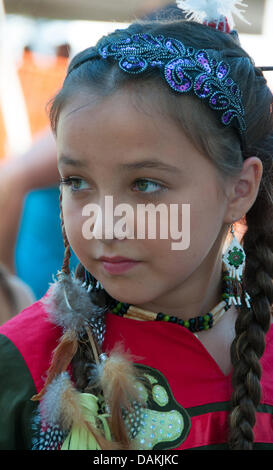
226, 246, 245, 268
122, 364, 191, 450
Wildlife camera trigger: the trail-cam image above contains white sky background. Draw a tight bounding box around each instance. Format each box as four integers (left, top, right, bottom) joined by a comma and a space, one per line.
5, 16, 130, 61
5, 0, 273, 71
239, 0, 273, 91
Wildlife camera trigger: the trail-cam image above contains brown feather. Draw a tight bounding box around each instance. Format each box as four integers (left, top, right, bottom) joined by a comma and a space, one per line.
57, 376, 124, 450
99, 346, 146, 448
31, 329, 78, 401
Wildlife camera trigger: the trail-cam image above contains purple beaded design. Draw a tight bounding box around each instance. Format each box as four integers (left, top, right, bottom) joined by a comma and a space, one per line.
98, 33, 246, 134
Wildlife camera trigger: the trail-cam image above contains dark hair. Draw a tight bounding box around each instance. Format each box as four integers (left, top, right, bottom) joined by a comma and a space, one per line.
50, 18, 273, 450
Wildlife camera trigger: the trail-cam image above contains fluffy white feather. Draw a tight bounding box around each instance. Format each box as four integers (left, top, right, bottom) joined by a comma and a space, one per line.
176, 0, 250, 30
41, 273, 110, 334
39, 372, 77, 431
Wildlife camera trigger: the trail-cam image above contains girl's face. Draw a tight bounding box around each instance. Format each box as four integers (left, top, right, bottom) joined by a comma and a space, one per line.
57, 89, 232, 317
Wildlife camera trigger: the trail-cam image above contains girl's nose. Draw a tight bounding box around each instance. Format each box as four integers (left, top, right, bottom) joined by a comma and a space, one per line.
86, 196, 136, 241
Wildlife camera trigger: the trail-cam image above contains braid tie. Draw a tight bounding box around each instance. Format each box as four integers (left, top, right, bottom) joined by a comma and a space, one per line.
229, 174, 273, 449
59, 190, 71, 275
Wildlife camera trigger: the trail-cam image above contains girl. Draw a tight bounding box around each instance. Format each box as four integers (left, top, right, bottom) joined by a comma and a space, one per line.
0, 1, 273, 451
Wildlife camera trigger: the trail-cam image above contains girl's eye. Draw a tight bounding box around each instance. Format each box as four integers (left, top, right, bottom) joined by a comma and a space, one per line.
60, 177, 90, 192
132, 179, 166, 194
60, 177, 167, 195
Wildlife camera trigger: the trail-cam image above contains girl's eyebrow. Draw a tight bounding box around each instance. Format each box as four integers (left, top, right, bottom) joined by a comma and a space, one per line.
58, 155, 182, 174
58, 155, 88, 168
118, 159, 182, 174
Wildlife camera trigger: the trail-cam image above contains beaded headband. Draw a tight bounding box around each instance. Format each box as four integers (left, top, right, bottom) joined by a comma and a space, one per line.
97, 33, 246, 139
67, 0, 273, 149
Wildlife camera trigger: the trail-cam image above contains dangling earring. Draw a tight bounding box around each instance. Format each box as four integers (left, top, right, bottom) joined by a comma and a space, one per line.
81, 269, 104, 292
222, 223, 251, 309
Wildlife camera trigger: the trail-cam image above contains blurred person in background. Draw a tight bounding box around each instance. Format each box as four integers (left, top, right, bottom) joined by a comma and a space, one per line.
0, 263, 35, 325
0, 42, 78, 304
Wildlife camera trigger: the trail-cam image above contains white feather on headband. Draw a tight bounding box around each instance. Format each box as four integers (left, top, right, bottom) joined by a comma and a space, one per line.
176, 0, 250, 30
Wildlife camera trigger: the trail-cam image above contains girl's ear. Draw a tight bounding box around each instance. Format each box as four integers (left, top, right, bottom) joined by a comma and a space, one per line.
224, 157, 263, 224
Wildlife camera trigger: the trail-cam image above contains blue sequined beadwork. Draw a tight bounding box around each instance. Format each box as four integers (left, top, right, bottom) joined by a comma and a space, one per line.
98, 33, 246, 134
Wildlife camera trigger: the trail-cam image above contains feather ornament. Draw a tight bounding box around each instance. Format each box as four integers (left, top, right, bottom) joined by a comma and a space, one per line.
60, 392, 115, 450
94, 346, 147, 447
35, 372, 117, 450
34, 273, 150, 449
31, 329, 78, 402
176, 0, 250, 30
41, 272, 110, 341
38, 372, 81, 431
34, 355, 145, 450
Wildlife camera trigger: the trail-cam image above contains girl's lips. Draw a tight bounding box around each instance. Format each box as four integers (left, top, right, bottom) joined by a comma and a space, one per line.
101, 260, 141, 274
98, 256, 137, 262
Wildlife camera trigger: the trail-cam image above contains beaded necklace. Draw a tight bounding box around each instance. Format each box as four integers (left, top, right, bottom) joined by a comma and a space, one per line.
109, 270, 233, 333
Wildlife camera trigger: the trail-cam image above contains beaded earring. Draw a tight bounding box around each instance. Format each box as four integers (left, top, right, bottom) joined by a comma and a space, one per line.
222, 223, 251, 308
81, 269, 104, 293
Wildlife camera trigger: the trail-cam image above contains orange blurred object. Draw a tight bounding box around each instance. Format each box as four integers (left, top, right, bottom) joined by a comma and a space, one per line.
0, 47, 69, 158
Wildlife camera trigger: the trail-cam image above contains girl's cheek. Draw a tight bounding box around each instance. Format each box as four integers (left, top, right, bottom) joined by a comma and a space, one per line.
62, 196, 85, 244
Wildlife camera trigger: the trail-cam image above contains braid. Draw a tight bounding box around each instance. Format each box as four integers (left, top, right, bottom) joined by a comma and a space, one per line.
58, 191, 115, 394
59, 190, 71, 275
59, 192, 103, 391
229, 144, 273, 449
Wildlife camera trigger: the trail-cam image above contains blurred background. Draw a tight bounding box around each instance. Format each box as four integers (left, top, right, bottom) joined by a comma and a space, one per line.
0, 0, 272, 323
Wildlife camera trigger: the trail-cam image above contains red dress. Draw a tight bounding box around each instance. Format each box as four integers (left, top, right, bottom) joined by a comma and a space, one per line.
0, 296, 273, 450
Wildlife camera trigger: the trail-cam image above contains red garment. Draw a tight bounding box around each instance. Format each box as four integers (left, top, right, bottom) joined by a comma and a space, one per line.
103, 312, 273, 449
1, 296, 273, 450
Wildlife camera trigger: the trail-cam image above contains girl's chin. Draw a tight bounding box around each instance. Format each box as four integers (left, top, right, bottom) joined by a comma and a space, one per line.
102, 284, 154, 306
